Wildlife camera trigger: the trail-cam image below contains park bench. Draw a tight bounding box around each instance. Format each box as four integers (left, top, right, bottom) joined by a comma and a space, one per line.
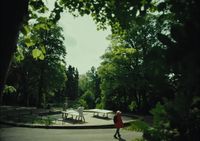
61, 107, 85, 122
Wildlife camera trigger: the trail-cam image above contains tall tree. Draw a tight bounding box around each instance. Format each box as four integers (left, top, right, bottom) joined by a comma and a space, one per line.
98, 14, 171, 112
5, 19, 67, 107
65, 65, 79, 101
78, 67, 101, 108
0, 0, 29, 105
0, 0, 62, 104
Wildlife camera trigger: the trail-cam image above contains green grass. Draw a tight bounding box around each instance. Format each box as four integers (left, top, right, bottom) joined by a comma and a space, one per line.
125, 120, 149, 141
126, 120, 149, 132
32, 116, 54, 126
2, 114, 54, 126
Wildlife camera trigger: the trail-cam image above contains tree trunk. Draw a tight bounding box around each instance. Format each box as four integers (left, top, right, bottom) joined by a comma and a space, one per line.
0, 0, 29, 105
37, 63, 44, 108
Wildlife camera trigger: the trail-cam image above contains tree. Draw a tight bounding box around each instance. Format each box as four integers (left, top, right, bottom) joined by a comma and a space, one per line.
155, 1, 200, 140
0, 0, 29, 105
98, 44, 137, 111
97, 14, 172, 113
65, 65, 79, 101
86, 66, 101, 103
78, 66, 101, 108
0, 0, 62, 104
59, 0, 155, 30
31, 20, 66, 107
5, 19, 67, 107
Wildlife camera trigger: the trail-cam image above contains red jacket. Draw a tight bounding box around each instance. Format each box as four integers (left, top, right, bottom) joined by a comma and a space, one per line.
114, 113, 124, 128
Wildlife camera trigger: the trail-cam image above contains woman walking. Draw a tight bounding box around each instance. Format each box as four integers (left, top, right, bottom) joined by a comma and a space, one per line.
113, 110, 124, 139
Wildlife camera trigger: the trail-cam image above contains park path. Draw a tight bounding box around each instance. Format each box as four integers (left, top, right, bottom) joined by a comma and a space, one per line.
0, 124, 142, 141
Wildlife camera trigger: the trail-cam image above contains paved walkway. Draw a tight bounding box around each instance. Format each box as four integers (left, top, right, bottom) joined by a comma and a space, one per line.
0, 124, 143, 141
51, 112, 134, 128
0, 106, 137, 128
0, 106, 143, 140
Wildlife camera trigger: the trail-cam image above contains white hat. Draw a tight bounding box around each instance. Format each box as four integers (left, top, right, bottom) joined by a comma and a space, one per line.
116, 110, 121, 114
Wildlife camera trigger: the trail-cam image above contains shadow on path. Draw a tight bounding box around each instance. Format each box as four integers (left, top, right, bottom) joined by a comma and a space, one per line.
113, 136, 126, 141
119, 138, 126, 141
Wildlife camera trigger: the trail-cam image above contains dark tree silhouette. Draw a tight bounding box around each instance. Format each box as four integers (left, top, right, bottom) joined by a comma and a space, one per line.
0, 0, 29, 105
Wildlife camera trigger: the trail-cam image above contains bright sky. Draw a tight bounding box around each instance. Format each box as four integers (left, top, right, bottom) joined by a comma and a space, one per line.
46, 1, 111, 74
58, 14, 111, 74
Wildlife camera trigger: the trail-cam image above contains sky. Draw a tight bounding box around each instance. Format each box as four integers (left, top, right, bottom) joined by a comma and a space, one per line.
58, 14, 111, 74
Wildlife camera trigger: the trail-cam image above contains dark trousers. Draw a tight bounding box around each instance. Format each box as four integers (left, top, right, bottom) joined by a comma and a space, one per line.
114, 128, 121, 138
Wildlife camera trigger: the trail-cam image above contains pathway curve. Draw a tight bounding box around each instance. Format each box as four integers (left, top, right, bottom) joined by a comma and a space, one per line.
0, 124, 143, 141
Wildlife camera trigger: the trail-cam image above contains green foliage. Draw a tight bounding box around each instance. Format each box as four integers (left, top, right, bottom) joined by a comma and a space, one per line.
4, 1, 200, 141
160, 94, 200, 141
24, 37, 35, 47
3, 85, 16, 94
28, 0, 49, 21
95, 102, 103, 109
14, 46, 24, 62
5, 15, 67, 107
32, 116, 53, 126
78, 99, 88, 109
150, 102, 167, 126
132, 138, 145, 141
78, 67, 101, 108
98, 44, 138, 111
32, 48, 45, 60
65, 65, 79, 101
127, 120, 149, 132
143, 102, 179, 141
128, 101, 138, 112
50, 1, 64, 23
29, 0, 47, 13
44, 116, 53, 126
150, 1, 200, 140
82, 90, 95, 109
59, 0, 155, 30
97, 14, 170, 113
143, 127, 179, 141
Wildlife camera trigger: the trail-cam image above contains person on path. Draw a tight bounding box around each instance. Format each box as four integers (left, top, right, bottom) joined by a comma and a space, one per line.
113, 110, 124, 139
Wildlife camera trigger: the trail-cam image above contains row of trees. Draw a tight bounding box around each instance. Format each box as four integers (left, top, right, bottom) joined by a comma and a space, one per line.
2, 2, 79, 107
97, 14, 172, 113
3, 18, 66, 107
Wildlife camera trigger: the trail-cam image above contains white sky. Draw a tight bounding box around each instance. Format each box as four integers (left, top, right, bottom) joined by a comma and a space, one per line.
59, 14, 111, 74
46, 0, 111, 74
